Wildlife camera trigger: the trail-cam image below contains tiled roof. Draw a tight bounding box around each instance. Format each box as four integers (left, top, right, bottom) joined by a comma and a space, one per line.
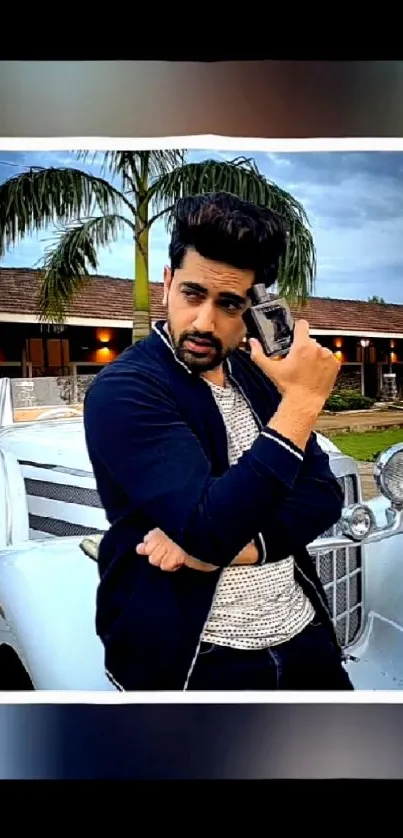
0, 267, 166, 322
288, 296, 403, 333
0, 267, 402, 334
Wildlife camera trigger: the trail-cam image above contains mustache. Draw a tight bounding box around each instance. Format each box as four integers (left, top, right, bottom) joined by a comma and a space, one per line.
179, 332, 222, 350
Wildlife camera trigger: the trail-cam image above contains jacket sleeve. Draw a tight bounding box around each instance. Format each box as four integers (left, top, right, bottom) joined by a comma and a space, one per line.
256, 431, 344, 563
84, 367, 329, 568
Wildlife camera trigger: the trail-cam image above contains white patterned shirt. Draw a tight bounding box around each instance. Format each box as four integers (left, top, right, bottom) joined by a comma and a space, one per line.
200, 376, 315, 649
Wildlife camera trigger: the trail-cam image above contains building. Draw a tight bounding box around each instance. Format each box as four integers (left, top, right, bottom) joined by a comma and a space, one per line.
0, 267, 402, 399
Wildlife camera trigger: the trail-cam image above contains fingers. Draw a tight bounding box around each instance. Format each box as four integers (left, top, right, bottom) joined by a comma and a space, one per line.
183, 555, 219, 572
136, 528, 186, 571
248, 337, 264, 362
136, 528, 218, 573
249, 337, 284, 375
321, 344, 339, 361
135, 527, 161, 556
292, 318, 310, 344
148, 542, 170, 567
160, 549, 186, 571
249, 337, 275, 368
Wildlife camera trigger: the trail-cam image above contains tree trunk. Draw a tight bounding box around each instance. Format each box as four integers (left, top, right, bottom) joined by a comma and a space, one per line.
132, 220, 150, 343
132, 159, 151, 344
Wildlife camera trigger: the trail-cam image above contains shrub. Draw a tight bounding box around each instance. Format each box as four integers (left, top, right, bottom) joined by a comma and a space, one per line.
325, 394, 346, 412
324, 390, 376, 412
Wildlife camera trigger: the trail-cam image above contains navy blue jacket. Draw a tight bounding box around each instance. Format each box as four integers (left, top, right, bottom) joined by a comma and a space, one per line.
83, 320, 344, 690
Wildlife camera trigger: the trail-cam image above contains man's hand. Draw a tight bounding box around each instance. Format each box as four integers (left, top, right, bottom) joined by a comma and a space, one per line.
249, 319, 341, 406
249, 320, 341, 451
136, 528, 217, 571
136, 528, 259, 571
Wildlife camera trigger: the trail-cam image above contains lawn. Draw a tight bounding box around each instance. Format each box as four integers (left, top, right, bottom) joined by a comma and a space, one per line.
328, 428, 403, 461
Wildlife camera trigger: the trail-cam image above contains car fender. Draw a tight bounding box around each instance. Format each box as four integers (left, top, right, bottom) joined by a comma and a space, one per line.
0, 537, 115, 690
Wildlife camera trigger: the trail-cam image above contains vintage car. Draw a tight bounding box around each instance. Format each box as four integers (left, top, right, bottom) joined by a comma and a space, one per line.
0, 375, 402, 691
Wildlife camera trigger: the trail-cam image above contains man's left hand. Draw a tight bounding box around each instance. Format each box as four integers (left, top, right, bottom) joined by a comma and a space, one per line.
136, 528, 218, 572
136, 528, 259, 571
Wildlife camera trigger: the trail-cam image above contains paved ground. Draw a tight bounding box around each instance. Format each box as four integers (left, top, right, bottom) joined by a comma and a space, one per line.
358, 463, 378, 501
316, 408, 403, 434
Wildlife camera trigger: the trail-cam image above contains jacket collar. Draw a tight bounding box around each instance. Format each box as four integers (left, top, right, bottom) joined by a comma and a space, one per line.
150, 320, 279, 431
151, 320, 192, 375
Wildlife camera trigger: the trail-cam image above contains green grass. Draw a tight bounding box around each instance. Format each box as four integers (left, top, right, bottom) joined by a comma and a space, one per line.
329, 428, 403, 461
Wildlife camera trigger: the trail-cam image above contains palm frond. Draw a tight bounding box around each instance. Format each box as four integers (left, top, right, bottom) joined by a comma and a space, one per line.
100, 152, 141, 190
0, 166, 129, 257
75, 150, 103, 167
148, 150, 185, 180
95, 150, 186, 196
98, 151, 131, 175
150, 157, 308, 224
75, 149, 136, 185
149, 157, 316, 302
37, 213, 133, 323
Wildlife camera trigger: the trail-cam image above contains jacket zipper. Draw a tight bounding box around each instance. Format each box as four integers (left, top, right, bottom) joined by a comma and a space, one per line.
230, 368, 337, 639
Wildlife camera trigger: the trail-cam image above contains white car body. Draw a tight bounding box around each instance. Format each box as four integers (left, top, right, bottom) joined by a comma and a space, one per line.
0, 376, 402, 691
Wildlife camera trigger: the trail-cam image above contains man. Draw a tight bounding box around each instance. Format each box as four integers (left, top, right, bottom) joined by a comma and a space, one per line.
83, 191, 353, 691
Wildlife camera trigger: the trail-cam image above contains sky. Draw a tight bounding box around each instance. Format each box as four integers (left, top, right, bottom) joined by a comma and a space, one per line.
1, 147, 403, 303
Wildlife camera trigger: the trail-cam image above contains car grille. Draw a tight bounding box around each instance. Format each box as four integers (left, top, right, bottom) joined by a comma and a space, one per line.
312, 474, 363, 648
19, 462, 107, 540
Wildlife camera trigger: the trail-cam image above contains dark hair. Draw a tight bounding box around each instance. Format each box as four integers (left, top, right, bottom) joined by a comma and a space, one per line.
169, 192, 288, 288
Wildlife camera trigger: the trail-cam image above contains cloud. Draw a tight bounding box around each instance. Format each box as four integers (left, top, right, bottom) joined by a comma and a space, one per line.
257, 151, 403, 302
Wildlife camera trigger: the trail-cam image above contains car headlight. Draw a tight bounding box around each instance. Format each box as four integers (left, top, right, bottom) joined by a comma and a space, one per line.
374, 443, 403, 508
340, 503, 375, 541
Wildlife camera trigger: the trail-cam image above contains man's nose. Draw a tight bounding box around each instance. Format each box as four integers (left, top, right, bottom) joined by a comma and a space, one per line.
193, 300, 215, 334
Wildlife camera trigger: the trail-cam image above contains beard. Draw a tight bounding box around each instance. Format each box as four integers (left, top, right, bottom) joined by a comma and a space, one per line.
167, 325, 228, 373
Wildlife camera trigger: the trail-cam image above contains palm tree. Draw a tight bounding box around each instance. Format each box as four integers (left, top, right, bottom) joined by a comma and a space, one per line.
0, 150, 316, 341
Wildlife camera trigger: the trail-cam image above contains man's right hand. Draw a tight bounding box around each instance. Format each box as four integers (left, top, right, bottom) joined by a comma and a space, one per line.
249, 319, 340, 407
249, 320, 340, 452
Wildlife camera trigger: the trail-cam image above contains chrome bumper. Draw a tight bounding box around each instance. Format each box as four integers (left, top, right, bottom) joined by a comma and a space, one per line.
309, 504, 403, 555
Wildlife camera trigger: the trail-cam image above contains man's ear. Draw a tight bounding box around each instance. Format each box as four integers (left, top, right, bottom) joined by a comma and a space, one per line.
163, 265, 172, 306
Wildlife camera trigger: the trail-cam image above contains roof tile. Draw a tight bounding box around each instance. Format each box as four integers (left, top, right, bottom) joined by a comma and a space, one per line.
0, 267, 402, 333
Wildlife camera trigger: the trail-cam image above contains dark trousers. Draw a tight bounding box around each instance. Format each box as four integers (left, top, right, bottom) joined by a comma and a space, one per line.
187, 619, 354, 690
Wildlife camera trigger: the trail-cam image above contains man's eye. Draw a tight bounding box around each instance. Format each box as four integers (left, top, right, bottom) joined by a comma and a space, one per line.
183, 289, 200, 300
221, 300, 241, 312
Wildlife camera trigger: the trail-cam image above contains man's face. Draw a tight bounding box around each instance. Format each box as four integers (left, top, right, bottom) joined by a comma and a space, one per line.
163, 248, 253, 373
